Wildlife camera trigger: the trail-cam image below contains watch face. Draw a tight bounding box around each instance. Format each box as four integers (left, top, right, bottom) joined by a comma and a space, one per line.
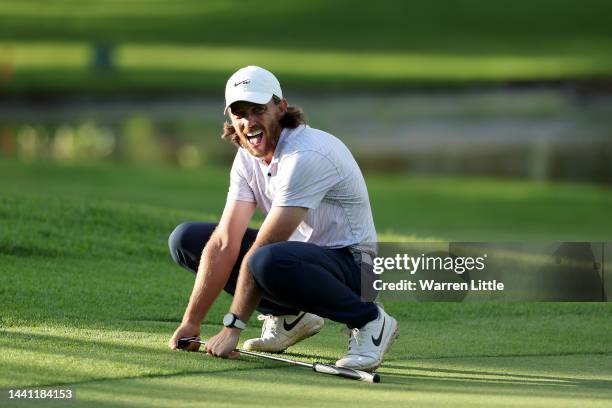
223, 313, 234, 327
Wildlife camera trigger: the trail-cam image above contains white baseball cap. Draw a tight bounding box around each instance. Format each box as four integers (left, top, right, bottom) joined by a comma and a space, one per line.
224, 66, 283, 114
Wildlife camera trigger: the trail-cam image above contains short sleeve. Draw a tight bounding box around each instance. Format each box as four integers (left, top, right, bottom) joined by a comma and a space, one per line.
227, 151, 256, 203
272, 151, 340, 209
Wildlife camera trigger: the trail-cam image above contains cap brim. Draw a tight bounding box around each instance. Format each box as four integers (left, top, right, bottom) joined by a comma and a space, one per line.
224, 92, 273, 114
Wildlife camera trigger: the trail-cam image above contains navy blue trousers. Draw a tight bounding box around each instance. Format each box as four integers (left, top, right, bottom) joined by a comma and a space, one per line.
168, 222, 378, 328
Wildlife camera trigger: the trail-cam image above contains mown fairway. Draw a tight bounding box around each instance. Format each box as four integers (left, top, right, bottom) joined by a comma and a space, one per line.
1, 0, 612, 95
1, 159, 611, 406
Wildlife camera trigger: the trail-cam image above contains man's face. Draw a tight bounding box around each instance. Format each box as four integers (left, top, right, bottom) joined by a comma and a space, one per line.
229, 98, 287, 162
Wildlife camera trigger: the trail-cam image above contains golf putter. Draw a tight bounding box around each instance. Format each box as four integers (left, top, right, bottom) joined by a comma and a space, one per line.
177, 336, 380, 383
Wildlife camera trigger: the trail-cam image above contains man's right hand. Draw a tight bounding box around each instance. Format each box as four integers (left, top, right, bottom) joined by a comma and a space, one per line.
168, 322, 201, 351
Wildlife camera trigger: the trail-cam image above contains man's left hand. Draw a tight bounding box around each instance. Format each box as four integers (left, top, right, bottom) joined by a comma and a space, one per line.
204, 327, 241, 358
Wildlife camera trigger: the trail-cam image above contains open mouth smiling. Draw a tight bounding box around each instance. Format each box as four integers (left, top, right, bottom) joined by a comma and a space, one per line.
246, 129, 263, 147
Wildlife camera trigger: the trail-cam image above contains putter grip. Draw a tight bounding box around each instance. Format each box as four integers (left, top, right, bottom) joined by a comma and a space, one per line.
176, 338, 199, 349
312, 363, 380, 383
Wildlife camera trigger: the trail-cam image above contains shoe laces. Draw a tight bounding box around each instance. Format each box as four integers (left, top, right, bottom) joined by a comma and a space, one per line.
344, 327, 362, 351
344, 312, 382, 351
257, 314, 278, 337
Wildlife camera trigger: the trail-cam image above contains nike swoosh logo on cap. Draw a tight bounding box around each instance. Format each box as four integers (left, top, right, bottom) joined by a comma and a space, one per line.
371, 317, 385, 346
283, 312, 306, 331
234, 80, 250, 87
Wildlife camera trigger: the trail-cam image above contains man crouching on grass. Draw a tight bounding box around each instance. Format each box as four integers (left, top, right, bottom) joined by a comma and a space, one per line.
167, 66, 398, 371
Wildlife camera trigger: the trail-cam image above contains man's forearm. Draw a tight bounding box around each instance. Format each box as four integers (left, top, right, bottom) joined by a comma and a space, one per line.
182, 236, 239, 325
228, 244, 264, 322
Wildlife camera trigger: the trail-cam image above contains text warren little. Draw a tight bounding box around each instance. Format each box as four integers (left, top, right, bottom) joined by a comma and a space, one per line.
373, 279, 505, 291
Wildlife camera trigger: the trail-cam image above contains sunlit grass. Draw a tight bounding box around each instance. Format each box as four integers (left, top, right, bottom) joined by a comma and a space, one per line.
3, 41, 612, 84
1, 159, 611, 406
2, 314, 611, 405
2, 0, 612, 94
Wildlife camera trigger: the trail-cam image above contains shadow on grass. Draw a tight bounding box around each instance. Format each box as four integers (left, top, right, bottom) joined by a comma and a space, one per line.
3, 328, 611, 406
0, 330, 276, 387
33, 363, 612, 408
380, 363, 612, 390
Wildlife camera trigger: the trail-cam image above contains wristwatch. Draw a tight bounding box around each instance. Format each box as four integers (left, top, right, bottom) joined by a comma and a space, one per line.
223, 313, 247, 330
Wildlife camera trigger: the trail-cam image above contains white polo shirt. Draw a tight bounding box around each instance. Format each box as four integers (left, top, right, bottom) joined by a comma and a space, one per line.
227, 124, 377, 256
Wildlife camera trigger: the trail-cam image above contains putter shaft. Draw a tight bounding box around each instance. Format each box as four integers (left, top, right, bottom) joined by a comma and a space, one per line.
176, 337, 380, 383
179, 337, 311, 368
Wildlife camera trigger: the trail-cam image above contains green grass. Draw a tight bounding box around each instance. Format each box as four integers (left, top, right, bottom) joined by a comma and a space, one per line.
1, 0, 612, 95
2, 159, 612, 240
3, 42, 612, 95
1, 159, 611, 406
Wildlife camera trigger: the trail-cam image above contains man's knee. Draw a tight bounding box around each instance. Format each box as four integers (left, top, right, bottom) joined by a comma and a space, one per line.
248, 243, 298, 288
168, 222, 194, 266
168, 222, 195, 255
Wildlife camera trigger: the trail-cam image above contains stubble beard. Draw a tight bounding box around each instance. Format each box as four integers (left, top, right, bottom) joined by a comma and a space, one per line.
239, 120, 282, 158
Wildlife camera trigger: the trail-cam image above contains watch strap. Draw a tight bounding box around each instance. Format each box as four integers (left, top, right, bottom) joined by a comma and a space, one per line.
224, 313, 246, 330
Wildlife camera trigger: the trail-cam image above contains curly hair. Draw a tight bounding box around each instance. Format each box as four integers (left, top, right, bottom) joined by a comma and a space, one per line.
221, 95, 306, 148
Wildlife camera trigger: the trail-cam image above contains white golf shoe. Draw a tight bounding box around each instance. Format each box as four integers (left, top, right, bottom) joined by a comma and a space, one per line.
335, 305, 398, 371
242, 312, 324, 353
